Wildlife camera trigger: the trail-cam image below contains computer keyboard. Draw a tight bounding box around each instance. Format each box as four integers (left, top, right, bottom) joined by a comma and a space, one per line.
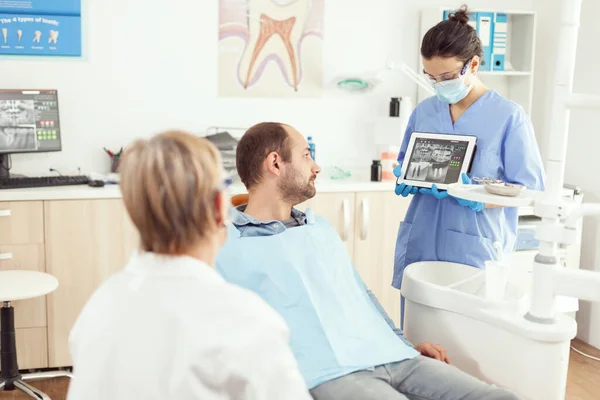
0, 175, 90, 189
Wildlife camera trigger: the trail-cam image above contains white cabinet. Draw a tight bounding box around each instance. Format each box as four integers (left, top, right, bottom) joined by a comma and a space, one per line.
353, 192, 411, 327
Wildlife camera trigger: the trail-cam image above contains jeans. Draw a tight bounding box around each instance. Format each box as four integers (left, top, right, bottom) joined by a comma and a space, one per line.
309, 356, 521, 400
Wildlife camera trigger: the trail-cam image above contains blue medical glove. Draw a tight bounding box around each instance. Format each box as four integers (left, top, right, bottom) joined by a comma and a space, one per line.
395, 183, 418, 197
461, 173, 473, 184
453, 173, 486, 212
419, 184, 449, 200
394, 164, 418, 197
454, 197, 486, 212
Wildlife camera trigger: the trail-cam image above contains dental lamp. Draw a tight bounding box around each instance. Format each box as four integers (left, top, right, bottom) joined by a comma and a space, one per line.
330, 60, 435, 96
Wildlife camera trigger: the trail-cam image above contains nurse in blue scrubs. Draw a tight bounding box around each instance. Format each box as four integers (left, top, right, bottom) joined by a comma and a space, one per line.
392, 6, 545, 314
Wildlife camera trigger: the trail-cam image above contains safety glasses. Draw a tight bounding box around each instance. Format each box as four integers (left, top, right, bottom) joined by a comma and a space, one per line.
423, 58, 473, 85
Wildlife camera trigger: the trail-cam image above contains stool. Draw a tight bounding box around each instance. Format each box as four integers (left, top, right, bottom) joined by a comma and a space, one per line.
0, 270, 72, 399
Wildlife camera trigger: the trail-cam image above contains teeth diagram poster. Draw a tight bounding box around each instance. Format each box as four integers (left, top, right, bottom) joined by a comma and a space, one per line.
219, 0, 324, 98
0, 0, 81, 56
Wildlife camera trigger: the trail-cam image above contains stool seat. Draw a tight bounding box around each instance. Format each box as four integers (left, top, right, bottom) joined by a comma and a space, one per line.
0, 271, 58, 302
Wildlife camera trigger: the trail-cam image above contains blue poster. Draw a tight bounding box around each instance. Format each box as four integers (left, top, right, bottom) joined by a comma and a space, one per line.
0, 1, 80, 16
0, 14, 81, 56
0, 0, 81, 56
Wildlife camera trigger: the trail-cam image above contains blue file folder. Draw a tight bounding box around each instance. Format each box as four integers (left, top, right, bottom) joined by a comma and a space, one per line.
442, 10, 494, 71
492, 13, 508, 71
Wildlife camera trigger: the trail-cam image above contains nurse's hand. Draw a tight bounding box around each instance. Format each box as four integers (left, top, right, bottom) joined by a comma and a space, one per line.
396, 183, 418, 197
415, 342, 451, 364
453, 173, 486, 212
393, 164, 403, 178
418, 184, 449, 200
454, 197, 486, 212
394, 164, 418, 197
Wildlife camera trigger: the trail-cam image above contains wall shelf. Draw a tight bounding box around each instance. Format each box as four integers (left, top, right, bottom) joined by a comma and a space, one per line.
479, 71, 532, 76
417, 7, 537, 115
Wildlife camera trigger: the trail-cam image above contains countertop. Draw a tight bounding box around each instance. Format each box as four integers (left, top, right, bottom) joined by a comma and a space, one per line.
0, 179, 397, 202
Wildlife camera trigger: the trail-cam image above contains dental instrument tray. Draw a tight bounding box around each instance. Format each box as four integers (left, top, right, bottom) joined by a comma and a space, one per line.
397, 132, 477, 190
447, 182, 536, 208
472, 177, 526, 197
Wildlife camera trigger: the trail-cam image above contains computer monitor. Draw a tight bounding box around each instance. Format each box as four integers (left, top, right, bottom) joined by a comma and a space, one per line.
0, 89, 62, 178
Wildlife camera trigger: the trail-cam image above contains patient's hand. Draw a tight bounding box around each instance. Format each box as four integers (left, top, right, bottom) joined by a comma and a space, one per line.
415, 342, 451, 365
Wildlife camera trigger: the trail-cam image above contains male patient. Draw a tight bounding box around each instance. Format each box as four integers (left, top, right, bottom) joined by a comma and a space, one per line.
216, 122, 520, 400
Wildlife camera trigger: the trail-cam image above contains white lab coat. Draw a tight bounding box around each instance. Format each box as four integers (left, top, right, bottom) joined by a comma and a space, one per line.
67, 251, 311, 400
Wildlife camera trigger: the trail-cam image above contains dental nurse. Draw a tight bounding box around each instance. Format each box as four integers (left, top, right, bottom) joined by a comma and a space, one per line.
392, 7, 545, 304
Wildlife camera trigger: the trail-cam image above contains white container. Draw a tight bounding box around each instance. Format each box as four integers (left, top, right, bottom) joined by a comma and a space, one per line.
485, 260, 509, 301
401, 261, 577, 400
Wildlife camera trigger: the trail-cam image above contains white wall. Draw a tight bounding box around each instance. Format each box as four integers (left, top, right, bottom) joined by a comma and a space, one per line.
0, 0, 533, 177
533, 0, 600, 348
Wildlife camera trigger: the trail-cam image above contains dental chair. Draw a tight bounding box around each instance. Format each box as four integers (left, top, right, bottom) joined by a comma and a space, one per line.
231, 193, 249, 207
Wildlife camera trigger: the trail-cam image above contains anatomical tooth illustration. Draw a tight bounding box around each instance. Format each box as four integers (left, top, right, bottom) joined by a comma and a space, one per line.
48, 30, 59, 44
240, 1, 308, 92
33, 31, 41, 43
2, 28, 7, 44
17, 30, 22, 42
219, 0, 323, 97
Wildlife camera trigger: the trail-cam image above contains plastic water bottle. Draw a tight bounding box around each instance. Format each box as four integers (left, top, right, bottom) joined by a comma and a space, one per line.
307, 136, 316, 161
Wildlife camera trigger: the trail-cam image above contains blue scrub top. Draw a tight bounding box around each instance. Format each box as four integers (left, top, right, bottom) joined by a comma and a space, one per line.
392, 90, 545, 289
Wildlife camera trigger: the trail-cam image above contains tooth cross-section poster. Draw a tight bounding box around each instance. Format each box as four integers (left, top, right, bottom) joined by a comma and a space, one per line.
219, 0, 324, 98
0, 0, 81, 56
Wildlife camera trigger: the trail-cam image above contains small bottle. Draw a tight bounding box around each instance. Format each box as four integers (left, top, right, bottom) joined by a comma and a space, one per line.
307, 136, 316, 161
371, 160, 382, 182
389, 97, 400, 117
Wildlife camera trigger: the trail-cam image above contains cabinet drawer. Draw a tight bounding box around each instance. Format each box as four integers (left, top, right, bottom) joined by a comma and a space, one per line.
0, 201, 44, 245
0, 328, 48, 371
16, 327, 48, 370
0, 244, 47, 328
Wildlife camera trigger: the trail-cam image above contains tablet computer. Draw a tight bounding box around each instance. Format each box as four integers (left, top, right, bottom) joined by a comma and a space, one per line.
398, 132, 477, 190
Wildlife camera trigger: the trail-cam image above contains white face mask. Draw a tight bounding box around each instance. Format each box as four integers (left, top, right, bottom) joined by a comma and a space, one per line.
434, 75, 473, 104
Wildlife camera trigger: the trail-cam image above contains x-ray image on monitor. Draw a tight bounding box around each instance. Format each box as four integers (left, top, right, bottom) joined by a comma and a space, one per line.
0, 90, 62, 155
406, 141, 462, 184
399, 132, 477, 190
0, 99, 37, 151
0, 100, 35, 127
0, 126, 37, 151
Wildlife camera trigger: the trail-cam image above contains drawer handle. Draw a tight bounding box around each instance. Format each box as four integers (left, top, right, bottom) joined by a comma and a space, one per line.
342, 199, 350, 241
0, 209, 11, 217
0, 252, 13, 260
360, 199, 370, 241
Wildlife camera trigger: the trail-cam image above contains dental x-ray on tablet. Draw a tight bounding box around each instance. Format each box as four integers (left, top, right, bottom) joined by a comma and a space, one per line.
398, 132, 477, 190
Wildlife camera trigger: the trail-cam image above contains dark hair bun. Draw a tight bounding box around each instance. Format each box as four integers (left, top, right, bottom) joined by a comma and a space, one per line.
421, 3, 483, 61
449, 5, 470, 25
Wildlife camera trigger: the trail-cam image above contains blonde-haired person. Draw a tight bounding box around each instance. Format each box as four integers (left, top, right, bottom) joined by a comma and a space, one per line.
67, 131, 311, 400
